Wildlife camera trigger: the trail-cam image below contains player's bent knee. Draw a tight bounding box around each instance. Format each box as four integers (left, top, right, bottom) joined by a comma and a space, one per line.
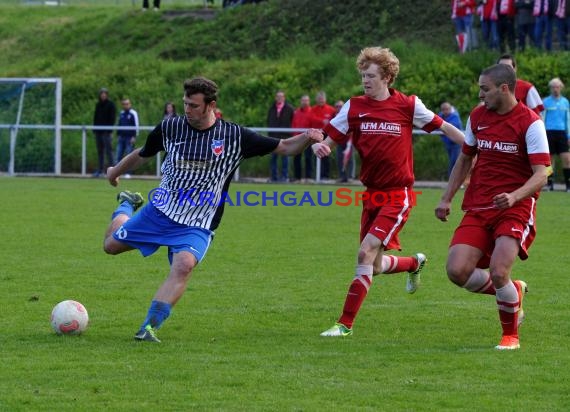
103, 238, 126, 255
446, 262, 469, 286
489, 269, 510, 286
172, 253, 197, 276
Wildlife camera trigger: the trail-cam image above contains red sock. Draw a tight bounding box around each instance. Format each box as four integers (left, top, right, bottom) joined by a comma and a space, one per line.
382, 255, 416, 274
338, 274, 372, 329
496, 281, 520, 337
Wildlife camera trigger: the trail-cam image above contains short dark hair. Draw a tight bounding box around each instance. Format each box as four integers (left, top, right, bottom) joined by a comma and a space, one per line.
497, 53, 516, 69
481, 64, 517, 92
183, 77, 218, 104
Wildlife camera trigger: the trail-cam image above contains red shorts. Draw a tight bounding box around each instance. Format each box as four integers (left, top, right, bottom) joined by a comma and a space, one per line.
450, 198, 537, 269
360, 188, 415, 250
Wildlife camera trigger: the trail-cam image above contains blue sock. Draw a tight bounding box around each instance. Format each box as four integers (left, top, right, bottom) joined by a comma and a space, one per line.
140, 300, 172, 330
111, 201, 134, 220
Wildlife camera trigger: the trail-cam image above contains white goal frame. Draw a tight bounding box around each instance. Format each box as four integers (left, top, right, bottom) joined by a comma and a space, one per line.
0, 77, 62, 175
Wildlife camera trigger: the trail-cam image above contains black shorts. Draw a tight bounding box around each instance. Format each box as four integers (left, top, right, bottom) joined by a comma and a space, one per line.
546, 130, 569, 155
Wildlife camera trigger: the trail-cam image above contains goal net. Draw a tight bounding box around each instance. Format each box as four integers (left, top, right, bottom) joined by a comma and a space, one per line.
0, 78, 62, 175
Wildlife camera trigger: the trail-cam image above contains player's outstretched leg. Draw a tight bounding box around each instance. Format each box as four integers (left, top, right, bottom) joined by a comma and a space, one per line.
134, 300, 172, 343
116, 190, 144, 211
134, 252, 196, 343
376, 253, 426, 294
320, 323, 353, 337
406, 253, 426, 294
103, 190, 144, 255
495, 280, 527, 350
320, 264, 373, 337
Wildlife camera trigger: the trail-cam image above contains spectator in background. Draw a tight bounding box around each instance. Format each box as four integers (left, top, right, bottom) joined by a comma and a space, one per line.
542, 77, 570, 191
214, 107, 223, 119
452, 0, 477, 53
163, 101, 177, 119
142, 0, 160, 11
267, 90, 295, 182
93, 87, 116, 178
516, 0, 535, 50
555, 0, 569, 50
479, 0, 500, 49
116, 98, 139, 179
498, 0, 517, 52
334, 100, 354, 183
291, 95, 314, 182
533, 0, 556, 50
439, 102, 464, 178
497, 54, 544, 114
311, 91, 336, 180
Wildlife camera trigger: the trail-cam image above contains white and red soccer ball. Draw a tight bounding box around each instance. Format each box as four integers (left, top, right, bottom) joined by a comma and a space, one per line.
50, 300, 89, 335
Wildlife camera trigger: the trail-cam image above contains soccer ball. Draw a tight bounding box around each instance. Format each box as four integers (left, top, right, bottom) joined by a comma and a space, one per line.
50, 300, 89, 335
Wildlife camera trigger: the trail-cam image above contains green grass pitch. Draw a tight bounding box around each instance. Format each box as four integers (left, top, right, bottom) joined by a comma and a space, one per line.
1, 177, 569, 411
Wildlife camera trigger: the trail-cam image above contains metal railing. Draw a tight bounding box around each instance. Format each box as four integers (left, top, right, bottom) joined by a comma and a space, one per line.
0, 123, 439, 182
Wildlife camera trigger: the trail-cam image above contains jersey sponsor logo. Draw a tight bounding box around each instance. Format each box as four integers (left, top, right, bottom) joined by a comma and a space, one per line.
176, 159, 211, 171
477, 139, 519, 153
211, 139, 224, 157
360, 121, 401, 135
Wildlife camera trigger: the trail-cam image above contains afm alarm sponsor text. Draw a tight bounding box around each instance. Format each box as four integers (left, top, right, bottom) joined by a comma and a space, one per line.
148, 187, 422, 208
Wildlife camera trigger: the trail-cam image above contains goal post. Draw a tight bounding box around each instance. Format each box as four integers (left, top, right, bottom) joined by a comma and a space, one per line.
0, 77, 62, 175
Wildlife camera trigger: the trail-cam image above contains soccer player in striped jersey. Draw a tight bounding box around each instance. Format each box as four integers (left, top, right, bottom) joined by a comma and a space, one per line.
312, 47, 465, 337
435, 64, 550, 350
102, 77, 323, 342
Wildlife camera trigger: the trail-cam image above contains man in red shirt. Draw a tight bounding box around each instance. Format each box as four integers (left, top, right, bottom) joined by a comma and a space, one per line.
311, 91, 337, 179
451, 0, 476, 52
291, 95, 314, 181
497, 54, 544, 114
313, 47, 464, 337
435, 64, 550, 350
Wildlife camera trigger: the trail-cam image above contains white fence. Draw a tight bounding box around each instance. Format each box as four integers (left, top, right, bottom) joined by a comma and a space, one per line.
0, 123, 438, 182
0, 124, 326, 181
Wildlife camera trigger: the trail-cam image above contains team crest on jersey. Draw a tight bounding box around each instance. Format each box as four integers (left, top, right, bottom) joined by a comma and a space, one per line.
211, 139, 224, 157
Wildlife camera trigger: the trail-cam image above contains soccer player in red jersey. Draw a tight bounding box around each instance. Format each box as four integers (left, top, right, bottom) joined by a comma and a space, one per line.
435, 64, 550, 350
497, 54, 544, 115
313, 47, 464, 337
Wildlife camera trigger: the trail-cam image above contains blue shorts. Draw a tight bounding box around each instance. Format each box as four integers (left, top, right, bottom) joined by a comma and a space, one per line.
113, 203, 214, 263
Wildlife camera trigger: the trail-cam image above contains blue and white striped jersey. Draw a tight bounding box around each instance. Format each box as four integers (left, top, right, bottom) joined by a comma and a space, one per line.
139, 116, 279, 230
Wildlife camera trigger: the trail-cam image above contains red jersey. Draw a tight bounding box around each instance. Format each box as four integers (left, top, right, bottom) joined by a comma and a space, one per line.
311, 104, 337, 129
462, 102, 550, 211
479, 0, 498, 20
324, 89, 443, 189
515, 79, 544, 114
451, 0, 476, 18
291, 106, 313, 130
